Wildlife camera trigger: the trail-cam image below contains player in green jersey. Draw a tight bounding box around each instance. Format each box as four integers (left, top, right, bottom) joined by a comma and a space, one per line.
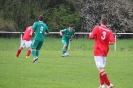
60, 24, 75, 57
30, 15, 49, 63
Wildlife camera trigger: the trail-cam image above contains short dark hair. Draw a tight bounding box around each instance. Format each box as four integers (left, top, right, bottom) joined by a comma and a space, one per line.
69, 24, 74, 27
101, 17, 108, 25
38, 15, 44, 21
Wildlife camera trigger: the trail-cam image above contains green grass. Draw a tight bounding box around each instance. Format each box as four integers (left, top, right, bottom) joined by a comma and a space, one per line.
0, 37, 133, 88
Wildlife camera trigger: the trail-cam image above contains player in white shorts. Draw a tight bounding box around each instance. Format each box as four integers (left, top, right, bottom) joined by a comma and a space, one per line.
16, 26, 32, 58
94, 56, 106, 69
21, 40, 31, 48
89, 17, 115, 88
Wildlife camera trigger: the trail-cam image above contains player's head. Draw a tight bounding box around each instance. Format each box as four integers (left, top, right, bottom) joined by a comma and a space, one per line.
69, 24, 74, 27
69, 24, 74, 30
100, 17, 108, 26
38, 15, 44, 21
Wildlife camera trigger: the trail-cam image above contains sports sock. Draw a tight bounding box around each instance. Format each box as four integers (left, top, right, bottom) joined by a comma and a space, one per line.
36, 50, 39, 57
62, 49, 66, 54
26, 49, 31, 56
102, 71, 110, 86
100, 71, 105, 85
31, 49, 37, 58
16, 49, 21, 57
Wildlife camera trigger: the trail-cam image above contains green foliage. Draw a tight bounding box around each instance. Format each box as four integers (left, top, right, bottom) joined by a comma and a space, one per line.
0, 18, 16, 31
46, 4, 81, 31
0, 0, 80, 32
0, 0, 133, 36
80, 0, 133, 35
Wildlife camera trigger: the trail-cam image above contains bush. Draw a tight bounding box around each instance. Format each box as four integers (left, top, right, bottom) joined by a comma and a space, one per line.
0, 18, 16, 32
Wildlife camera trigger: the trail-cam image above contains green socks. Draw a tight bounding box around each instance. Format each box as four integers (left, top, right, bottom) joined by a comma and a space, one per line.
62, 49, 66, 54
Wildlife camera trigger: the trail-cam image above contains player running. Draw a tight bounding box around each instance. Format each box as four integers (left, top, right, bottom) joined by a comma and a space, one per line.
30, 15, 49, 63
16, 26, 32, 58
60, 24, 75, 57
89, 17, 115, 88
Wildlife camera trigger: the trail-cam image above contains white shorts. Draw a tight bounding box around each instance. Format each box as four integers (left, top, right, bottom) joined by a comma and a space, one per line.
94, 56, 106, 68
21, 40, 31, 48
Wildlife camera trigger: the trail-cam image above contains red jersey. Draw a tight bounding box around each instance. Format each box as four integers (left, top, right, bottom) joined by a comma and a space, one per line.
89, 26, 115, 56
22, 26, 32, 41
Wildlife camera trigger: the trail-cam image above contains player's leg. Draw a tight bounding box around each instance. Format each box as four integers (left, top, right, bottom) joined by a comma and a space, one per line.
36, 41, 43, 57
66, 41, 70, 56
99, 85, 105, 88
99, 57, 113, 88
61, 40, 67, 56
26, 48, 31, 58
107, 84, 114, 88
31, 40, 38, 62
16, 40, 25, 57
16, 47, 23, 57
65, 42, 69, 56
25, 40, 32, 58
94, 56, 106, 87
95, 56, 114, 88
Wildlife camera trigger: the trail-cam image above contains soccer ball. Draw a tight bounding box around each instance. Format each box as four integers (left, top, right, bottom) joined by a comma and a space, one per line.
64, 52, 69, 56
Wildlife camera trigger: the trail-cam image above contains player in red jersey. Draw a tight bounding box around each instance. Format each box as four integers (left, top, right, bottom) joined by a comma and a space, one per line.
16, 26, 32, 58
89, 17, 115, 88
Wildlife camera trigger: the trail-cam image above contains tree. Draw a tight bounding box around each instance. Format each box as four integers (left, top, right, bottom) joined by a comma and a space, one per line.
0, 0, 81, 32
80, 0, 133, 36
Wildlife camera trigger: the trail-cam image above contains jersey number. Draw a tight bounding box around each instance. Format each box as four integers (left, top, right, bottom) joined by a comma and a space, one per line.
101, 31, 106, 40
40, 26, 43, 33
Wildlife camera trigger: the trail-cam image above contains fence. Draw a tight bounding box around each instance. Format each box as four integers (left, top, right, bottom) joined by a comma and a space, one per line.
0, 32, 133, 51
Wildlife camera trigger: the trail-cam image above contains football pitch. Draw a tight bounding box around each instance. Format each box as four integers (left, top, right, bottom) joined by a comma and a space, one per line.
0, 37, 133, 88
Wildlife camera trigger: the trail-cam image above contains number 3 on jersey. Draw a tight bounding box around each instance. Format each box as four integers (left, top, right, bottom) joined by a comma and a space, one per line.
40, 26, 43, 33
101, 31, 106, 40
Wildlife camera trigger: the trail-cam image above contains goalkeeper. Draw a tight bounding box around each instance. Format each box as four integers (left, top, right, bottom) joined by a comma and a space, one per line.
60, 24, 75, 57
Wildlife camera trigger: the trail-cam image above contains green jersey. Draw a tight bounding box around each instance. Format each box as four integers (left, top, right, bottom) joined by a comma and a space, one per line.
32, 21, 49, 41
61, 28, 75, 41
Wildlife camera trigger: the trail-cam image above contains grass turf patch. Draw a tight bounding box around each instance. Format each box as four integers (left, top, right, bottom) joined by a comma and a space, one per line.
0, 37, 133, 88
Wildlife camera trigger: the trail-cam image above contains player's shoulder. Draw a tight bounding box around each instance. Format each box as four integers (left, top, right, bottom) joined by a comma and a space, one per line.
34, 21, 38, 23
105, 27, 113, 33
93, 26, 100, 30
33, 21, 38, 25
60, 28, 67, 32
63, 28, 68, 31
27, 26, 32, 28
72, 29, 75, 32
72, 28, 75, 31
42, 23, 48, 28
25, 26, 32, 30
99, 26, 112, 32
96, 25, 100, 27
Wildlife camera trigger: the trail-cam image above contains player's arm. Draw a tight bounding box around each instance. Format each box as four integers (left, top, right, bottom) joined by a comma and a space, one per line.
45, 29, 49, 36
89, 32, 97, 39
109, 42, 115, 45
89, 26, 97, 39
60, 30, 63, 36
60, 29, 67, 36
29, 30, 34, 36
109, 40, 115, 45
45, 30, 49, 35
89, 33, 94, 39
70, 30, 75, 41
69, 35, 74, 41
109, 32, 115, 45
30, 22, 36, 36
45, 25, 49, 34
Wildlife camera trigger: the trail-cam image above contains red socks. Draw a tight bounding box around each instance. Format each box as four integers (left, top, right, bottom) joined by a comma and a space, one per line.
100, 71, 104, 85
99, 71, 110, 86
26, 49, 31, 56
16, 49, 31, 57
16, 49, 21, 57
